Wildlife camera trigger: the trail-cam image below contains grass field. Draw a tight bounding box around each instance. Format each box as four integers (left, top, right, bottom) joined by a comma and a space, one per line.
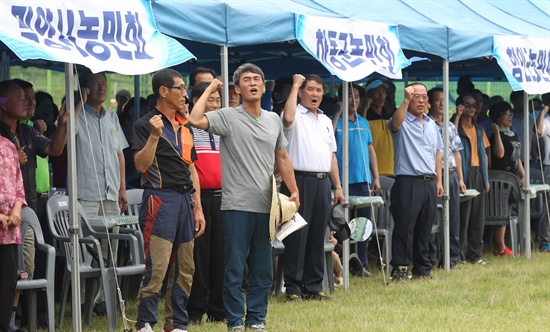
50, 248, 550, 332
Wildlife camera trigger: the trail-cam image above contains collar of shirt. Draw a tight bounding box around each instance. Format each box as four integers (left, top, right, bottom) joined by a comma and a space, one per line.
297, 103, 324, 115
405, 111, 430, 123
84, 103, 107, 118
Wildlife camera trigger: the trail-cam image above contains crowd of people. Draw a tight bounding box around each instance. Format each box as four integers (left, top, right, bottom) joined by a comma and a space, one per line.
0, 66, 549, 332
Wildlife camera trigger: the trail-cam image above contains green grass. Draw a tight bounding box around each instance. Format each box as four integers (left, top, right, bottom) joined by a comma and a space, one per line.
54, 251, 550, 331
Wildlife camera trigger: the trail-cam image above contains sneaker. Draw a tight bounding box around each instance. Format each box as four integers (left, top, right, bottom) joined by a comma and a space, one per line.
286, 293, 302, 302
303, 292, 331, 301
391, 266, 410, 282
335, 277, 344, 287
541, 243, 550, 252
137, 323, 154, 332
93, 301, 107, 316
471, 259, 488, 265
246, 323, 267, 331
228, 325, 245, 331
493, 246, 513, 257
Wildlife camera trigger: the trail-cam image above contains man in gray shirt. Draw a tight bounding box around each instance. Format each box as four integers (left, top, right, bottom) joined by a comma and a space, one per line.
189, 63, 299, 332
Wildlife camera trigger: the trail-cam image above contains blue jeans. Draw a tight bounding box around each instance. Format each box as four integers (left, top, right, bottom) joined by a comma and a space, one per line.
221, 211, 272, 328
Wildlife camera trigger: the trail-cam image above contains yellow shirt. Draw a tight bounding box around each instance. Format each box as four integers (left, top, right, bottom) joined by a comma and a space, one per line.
369, 118, 394, 175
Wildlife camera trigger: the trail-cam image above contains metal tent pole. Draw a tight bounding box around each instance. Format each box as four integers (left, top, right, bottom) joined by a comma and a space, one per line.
442, 59, 450, 272
221, 46, 229, 108
342, 82, 350, 289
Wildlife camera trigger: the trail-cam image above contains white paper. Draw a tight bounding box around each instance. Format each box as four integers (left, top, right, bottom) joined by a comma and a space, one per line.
276, 212, 307, 241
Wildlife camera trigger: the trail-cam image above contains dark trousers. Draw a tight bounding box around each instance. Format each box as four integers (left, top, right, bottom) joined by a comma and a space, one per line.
430, 172, 461, 267
0, 244, 18, 332
282, 175, 331, 295
390, 176, 437, 276
32, 194, 51, 322
349, 183, 371, 267
187, 192, 225, 322
459, 166, 485, 262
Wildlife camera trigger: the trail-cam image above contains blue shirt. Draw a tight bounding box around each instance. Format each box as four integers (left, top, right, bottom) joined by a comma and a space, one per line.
333, 112, 373, 185
390, 112, 443, 176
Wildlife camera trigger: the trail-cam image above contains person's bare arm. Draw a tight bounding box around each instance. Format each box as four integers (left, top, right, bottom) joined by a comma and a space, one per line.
390, 85, 414, 132
537, 105, 549, 136
134, 115, 163, 173
189, 79, 223, 130
118, 152, 127, 214
275, 148, 300, 211
330, 153, 344, 205
453, 151, 466, 193
189, 163, 206, 238
368, 144, 380, 193
490, 124, 505, 159
436, 150, 443, 197
282, 74, 305, 128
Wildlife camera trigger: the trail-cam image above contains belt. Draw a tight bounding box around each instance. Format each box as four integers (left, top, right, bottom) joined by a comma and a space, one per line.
400, 174, 436, 181
294, 170, 329, 179
443, 168, 456, 174
37, 192, 50, 199
202, 188, 222, 196
164, 185, 195, 194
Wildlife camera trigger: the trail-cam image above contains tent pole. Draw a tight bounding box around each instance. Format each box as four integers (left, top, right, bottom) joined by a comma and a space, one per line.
221, 46, 229, 108
133, 75, 140, 120
523, 91, 531, 259
65, 63, 82, 332
342, 82, 350, 289
443, 60, 450, 272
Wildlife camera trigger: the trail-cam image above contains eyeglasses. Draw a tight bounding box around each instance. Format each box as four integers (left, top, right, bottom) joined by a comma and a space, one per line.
464, 103, 477, 108
168, 85, 187, 93
412, 94, 428, 100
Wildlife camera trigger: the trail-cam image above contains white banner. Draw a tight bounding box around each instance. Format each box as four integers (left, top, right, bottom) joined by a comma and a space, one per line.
0, 0, 195, 74
295, 14, 412, 81
493, 35, 550, 94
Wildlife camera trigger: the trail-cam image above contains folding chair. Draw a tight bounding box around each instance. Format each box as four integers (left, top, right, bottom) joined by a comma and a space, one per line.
485, 170, 522, 258
17, 207, 56, 332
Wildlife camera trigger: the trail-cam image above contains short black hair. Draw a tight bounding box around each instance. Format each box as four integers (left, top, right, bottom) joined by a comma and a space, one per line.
191, 81, 212, 100
489, 101, 512, 123
189, 67, 216, 88
12, 78, 33, 89
428, 87, 443, 103
152, 68, 183, 99
78, 68, 107, 89
337, 83, 365, 101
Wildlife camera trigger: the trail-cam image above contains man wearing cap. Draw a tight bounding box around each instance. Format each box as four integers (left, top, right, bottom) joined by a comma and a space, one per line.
332, 83, 381, 271
389, 83, 443, 281
189, 63, 299, 332
281, 74, 344, 301
365, 79, 394, 176
427, 87, 467, 268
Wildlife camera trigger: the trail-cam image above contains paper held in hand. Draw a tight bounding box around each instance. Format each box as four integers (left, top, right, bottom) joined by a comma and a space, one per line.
276, 212, 307, 241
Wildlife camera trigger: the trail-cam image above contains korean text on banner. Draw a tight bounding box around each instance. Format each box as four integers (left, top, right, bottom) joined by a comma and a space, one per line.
0, 0, 195, 75
295, 14, 412, 81
493, 36, 550, 95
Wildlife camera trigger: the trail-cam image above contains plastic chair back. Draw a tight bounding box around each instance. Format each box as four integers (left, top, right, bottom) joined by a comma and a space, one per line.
17, 207, 56, 332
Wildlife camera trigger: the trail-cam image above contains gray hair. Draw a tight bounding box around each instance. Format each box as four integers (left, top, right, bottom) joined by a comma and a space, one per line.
232, 63, 264, 86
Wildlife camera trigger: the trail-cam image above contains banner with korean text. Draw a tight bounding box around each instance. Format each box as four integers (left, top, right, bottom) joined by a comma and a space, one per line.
493, 36, 550, 94
295, 14, 412, 81
0, 0, 195, 74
